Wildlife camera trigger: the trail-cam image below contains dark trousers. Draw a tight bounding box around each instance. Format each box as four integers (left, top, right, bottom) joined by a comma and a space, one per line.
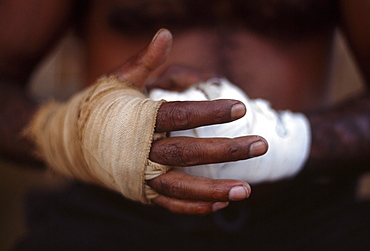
15, 172, 369, 251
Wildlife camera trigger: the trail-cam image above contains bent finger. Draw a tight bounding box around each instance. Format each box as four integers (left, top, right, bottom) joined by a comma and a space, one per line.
147, 169, 251, 202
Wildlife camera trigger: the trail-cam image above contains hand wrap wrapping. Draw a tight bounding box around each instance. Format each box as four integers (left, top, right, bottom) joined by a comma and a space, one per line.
25, 76, 170, 203
150, 78, 311, 184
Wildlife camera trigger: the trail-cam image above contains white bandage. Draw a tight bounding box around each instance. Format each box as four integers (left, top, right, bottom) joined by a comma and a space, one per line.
25, 76, 170, 203
149, 78, 311, 184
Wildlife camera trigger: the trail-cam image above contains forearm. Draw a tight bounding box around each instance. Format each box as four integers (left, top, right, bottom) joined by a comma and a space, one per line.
304, 91, 370, 175
0, 79, 43, 166
307, 0, 370, 176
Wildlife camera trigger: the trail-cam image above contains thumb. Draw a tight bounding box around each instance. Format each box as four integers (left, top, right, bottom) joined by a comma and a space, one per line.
110, 29, 172, 89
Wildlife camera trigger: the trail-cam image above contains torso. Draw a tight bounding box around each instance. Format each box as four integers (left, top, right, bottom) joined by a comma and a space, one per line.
83, 0, 338, 111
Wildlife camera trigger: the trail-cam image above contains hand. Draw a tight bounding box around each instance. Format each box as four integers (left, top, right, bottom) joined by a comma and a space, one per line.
111, 29, 268, 215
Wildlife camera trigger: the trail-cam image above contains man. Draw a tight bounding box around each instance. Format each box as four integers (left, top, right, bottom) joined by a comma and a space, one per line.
0, 0, 369, 250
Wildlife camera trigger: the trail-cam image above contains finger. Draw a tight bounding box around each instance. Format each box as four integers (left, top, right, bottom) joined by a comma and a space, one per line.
110, 29, 172, 89
156, 99, 246, 133
147, 65, 217, 92
152, 195, 229, 215
150, 136, 268, 166
147, 169, 251, 202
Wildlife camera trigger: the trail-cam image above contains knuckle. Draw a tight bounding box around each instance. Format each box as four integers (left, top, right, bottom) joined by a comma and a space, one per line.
202, 100, 232, 124
178, 144, 202, 166
169, 105, 191, 129
227, 145, 242, 160
159, 143, 182, 164
210, 185, 227, 201
212, 105, 230, 123
168, 180, 186, 199
161, 142, 202, 166
152, 174, 186, 199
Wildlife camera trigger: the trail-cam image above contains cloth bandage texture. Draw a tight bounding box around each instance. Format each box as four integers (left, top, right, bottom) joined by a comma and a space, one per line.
25, 76, 170, 203
150, 78, 311, 184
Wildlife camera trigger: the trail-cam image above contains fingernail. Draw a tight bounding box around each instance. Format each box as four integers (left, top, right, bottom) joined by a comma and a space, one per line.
249, 141, 267, 157
231, 103, 246, 120
229, 186, 250, 201
151, 30, 162, 44
151, 29, 170, 44
212, 202, 229, 212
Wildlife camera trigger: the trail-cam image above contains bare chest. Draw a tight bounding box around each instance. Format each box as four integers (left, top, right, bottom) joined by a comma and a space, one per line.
86, 0, 337, 111
107, 0, 337, 38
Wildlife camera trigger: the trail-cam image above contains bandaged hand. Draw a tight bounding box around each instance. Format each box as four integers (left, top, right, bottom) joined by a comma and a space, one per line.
25, 29, 268, 214
150, 78, 311, 184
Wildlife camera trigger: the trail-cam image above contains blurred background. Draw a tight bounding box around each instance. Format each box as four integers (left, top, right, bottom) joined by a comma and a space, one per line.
0, 30, 369, 250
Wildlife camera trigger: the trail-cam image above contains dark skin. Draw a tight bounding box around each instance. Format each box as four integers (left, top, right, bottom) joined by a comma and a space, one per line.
305, 0, 370, 174
0, 2, 265, 215
88, 0, 370, 181
0, 0, 369, 215
110, 31, 267, 213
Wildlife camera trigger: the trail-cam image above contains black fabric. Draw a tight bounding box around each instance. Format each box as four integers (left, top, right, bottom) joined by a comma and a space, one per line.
15, 173, 369, 251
